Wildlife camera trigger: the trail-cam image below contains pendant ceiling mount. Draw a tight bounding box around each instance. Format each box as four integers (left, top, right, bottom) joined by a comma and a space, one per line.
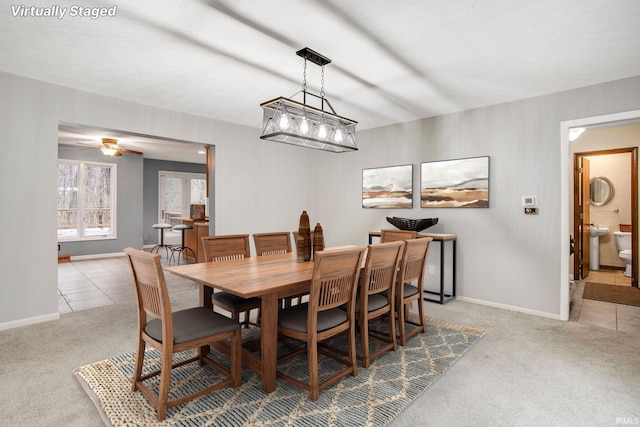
260, 47, 358, 153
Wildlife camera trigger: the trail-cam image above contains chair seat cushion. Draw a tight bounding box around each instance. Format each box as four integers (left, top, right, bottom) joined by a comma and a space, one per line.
402, 283, 419, 297
352, 293, 390, 314
212, 291, 261, 309
359, 293, 390, 313
146, 307, 240, 344
279, 303, 347, 333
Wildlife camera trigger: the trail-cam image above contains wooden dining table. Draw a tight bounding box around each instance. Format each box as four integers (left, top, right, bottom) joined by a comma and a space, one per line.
165, 252, 316, 393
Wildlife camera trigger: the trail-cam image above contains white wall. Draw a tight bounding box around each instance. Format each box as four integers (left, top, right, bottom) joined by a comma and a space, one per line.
2, 70, 640, 328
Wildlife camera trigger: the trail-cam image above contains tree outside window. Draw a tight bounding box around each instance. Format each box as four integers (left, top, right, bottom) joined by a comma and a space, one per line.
57, 160, 116, 241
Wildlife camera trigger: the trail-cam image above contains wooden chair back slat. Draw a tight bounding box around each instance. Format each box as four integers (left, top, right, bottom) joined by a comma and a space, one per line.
380, 229, 417, 243
201, 235, 251, 262
125, 248, 169, 322
363, 241, 405, 295
309, 247, 366, 314
253, 232, 292, 256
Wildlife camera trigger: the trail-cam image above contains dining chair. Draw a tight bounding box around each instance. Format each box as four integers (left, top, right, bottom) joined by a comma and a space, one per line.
201, 235, 261, 328
276, 246, 366, 401
380, 228, 417, 243
253, 232, 291, 255
396, 237, 432, 345
253, 231, 302, 309
124, 248, 242, 421
356, 240, 404, 368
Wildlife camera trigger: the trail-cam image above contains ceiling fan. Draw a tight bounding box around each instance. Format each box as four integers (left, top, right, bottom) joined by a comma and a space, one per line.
76, 138, 143, 157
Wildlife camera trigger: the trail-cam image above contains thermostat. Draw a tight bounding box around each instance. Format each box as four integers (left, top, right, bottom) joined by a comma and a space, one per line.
522, 195, 537, 207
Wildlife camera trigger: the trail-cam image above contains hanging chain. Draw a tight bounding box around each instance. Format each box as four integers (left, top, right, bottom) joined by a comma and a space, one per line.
320, 66, 325, 98
302, 59, 307, 92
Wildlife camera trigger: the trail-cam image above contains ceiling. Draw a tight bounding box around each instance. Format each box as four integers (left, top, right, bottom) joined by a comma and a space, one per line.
3, 0, 640, 162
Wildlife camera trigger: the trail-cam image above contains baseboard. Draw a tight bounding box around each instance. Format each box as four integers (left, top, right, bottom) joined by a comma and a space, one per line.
70, 251, 126, 261
0, 312, 60, 331
456, 296, 563, 320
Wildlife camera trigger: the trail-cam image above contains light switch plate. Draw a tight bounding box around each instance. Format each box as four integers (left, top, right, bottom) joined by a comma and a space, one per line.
522, 195, 537, 207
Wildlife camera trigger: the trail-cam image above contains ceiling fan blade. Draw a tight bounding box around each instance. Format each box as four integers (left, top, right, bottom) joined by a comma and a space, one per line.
118, 147, 143, 156
76, 141, 100, 148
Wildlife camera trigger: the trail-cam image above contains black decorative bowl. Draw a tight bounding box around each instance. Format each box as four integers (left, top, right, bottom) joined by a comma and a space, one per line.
386, 217, 438, 232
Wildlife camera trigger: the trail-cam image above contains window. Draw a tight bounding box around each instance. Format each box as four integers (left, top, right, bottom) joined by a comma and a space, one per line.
57, 159, 117, 241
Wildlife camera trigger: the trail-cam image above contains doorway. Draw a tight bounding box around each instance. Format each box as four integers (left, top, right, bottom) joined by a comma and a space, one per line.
572, 148, 638, 285
560, 109, 640, 321
158, 171, 207, 244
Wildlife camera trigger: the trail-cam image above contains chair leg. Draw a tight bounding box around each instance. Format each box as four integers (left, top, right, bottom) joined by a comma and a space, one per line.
416, 298, 425, 334
308, 341, 320, 401
348, 323, 358, 378
156, 350, 173, 421
360, 315, 371, 369
132, 338, 146, 392
388, 310, 398, 353
398, 303, 407, 346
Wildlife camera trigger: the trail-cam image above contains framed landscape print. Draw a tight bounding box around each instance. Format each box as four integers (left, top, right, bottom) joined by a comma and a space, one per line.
362, 164, 413, 209
420, 156, 489, 208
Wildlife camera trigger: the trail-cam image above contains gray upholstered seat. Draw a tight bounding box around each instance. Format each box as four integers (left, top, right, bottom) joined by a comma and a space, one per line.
210, 292, 260, 309
146, 307, 240, 344
401, 283, 420, 298
278, 303, 348, 333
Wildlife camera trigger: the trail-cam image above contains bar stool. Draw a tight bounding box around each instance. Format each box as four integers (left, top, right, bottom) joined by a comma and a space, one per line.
151, 223, 173, 259
169, 224, 196, 265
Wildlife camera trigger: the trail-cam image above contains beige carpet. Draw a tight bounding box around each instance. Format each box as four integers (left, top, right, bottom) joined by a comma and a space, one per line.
583, 282, 640, 307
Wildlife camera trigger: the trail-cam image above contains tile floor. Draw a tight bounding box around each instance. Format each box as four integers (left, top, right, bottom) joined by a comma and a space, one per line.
58, 257, 640, 337
570, 268, 640, 336
57, 253, 197, 313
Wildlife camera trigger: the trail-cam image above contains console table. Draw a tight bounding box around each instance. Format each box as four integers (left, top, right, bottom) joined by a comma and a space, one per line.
368, 231, 457, 304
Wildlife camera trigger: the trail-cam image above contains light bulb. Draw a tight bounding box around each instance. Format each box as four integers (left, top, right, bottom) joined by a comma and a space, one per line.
318, 124, 327, 140
300, 110, 309, 135
279, 113, 289, 130
334, 127, 343, 143
318, 116, 327, 140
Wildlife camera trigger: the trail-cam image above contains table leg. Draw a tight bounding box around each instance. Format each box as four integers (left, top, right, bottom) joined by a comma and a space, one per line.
199, 284, 214, 358
260, 293, 278, 393
200, 284, 213, 309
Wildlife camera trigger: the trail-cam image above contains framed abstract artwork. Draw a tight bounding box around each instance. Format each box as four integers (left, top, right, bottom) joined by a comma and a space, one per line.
420, 156, 489, 208
362, 164, 413, 209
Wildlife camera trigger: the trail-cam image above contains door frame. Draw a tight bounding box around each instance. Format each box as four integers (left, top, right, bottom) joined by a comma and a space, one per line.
573, 149, 638, 283
561, 109, 640, 321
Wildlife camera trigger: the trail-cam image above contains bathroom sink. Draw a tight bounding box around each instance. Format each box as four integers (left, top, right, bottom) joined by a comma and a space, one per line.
589, 227, 609, 271
589, 226, 609, 237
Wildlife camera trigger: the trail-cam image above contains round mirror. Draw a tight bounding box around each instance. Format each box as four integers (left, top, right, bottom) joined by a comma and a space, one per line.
590, 176, 614, 206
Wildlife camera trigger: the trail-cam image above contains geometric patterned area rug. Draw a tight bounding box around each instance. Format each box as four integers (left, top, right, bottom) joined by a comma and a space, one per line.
74, 315, 484, 427
583, 282, 640, 307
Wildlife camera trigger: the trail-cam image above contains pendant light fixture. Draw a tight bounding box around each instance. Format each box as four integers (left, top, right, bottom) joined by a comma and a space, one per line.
260, 48, 358, 153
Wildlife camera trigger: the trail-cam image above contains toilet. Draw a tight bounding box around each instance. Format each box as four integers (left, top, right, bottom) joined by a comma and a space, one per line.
614, 231, 632, 277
